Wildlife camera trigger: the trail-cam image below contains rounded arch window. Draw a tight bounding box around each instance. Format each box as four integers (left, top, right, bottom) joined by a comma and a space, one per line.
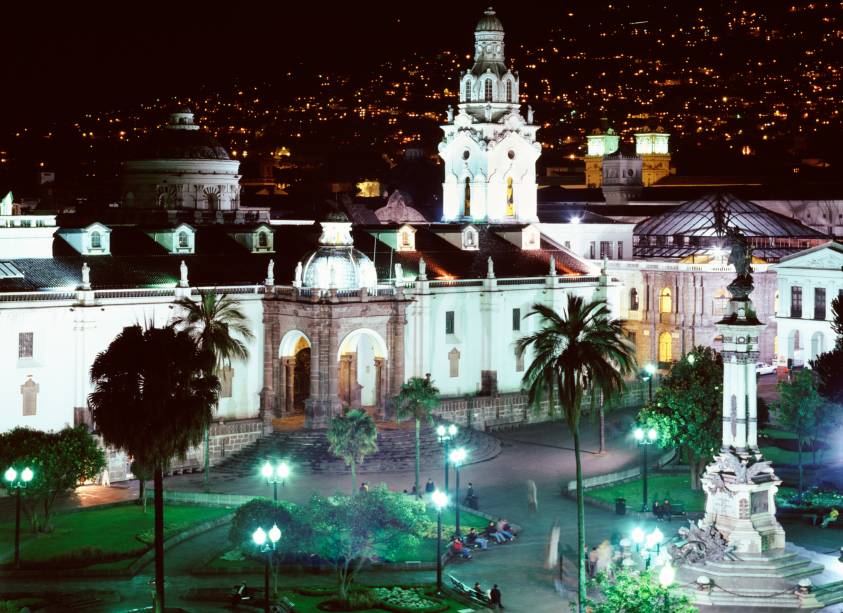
178, 231, 189, 249
507, 150, 515, 160
484, 79, 493, 102
258, 232, 269, 248
659, 287, 672, 314
627, 168, 634, 177
463, 150, 470, 161
90, 231, 102, 249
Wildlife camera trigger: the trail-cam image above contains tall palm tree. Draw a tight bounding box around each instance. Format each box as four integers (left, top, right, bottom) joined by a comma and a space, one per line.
326, 409, 379, 493
394, 375, 440, 498
515, 296, 636, 612
172, 289, 254, 488
89, 326, 218, 612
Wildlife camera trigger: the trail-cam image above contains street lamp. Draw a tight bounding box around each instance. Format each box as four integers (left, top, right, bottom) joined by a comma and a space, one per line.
4, 466, 34, 569
431, 489, 449, 594
253, 524, 281, 613
634, 427, 658, 512
436, 423, 458, 495
641, 363, 657, 402
261, 460, 290, 502
687, 353, 696, 365
449, 447, 468, 536
660, 563, 676, 610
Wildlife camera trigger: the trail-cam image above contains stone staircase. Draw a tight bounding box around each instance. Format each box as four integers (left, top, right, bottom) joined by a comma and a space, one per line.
678, 549, 843, 610
215, 423, 501, 476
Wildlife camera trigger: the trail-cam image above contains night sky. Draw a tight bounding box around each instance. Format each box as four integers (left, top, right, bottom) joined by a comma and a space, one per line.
5, 1, 546, 125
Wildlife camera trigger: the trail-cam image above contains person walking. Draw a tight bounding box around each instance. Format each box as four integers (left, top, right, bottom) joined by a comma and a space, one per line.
544, 518, 561, 569
526, 479, 538, 513
490, 584, 503, 610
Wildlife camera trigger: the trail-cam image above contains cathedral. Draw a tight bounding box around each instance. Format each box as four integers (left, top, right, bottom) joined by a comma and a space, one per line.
0, 7, 840, 480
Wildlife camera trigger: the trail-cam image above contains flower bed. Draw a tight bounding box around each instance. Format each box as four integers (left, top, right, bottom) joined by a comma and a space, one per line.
373, 587, 448, 613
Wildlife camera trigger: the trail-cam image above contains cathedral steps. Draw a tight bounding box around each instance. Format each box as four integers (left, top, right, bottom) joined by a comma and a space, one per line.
215, 423, 501, 476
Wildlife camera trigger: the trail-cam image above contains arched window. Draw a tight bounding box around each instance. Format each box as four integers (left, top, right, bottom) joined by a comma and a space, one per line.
629, 288, 639, 311
464, 177, 471, 217
464, 80, 471, 102
659, 287, 672, 313
506, 80, 513, 103
90, 231, 102, 249
506, 177, 515, 216
484, 80, 493, 102
258, 232, 268, 248
178, 231, 189, 249
658, 332, 673, 363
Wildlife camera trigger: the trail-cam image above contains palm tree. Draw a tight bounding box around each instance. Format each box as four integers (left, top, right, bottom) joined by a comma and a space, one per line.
394, 375, 440, 498
326, 409, 379, 493
89, 326, 218, 612
515, 296, 636, 612
172, 289, 254, 488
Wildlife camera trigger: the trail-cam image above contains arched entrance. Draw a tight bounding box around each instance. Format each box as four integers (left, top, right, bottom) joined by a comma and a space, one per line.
810, 332, 824, 363
338, 329, 388, 411
658, 331, 673, 364
279, 330, 312, 416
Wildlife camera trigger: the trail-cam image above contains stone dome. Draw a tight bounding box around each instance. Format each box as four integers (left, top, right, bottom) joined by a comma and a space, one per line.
134, 128, 230, 161
476, 7, 503, 32
301, 246, 377, 290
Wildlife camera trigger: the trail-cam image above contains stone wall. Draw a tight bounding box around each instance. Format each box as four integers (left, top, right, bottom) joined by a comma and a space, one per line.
104, 418, 263, 482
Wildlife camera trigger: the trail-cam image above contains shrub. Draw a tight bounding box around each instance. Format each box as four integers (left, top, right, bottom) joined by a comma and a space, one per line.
373, 587, 446, 612
228, 498, 300, 553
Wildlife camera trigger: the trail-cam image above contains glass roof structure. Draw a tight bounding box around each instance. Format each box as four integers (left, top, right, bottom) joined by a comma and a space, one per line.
633, 192, 828, 260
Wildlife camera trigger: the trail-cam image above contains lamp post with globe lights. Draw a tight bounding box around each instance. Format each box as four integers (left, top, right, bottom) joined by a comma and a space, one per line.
253, 524, 281, 613
641, 363, 657, 401
449, 447, 467, 536
431, 489, 449, 593
4, 466, 34, 569
634, 427, 658, 511
436, 423, 458, 495
261, 460, 290, 502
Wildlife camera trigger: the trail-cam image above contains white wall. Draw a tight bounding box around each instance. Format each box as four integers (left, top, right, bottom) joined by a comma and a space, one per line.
541, 222, 634, 262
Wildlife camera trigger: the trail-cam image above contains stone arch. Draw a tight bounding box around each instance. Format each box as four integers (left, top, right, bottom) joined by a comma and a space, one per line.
278, 330, 312, 416
338, 329, 389, 410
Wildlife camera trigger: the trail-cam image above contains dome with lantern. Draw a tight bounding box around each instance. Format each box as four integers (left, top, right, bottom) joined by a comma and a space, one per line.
299, 211, 377, 290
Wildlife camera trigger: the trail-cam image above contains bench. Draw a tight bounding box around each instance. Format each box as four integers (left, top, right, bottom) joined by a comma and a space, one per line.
449, 575, 491, 607
657, 502, 686, 521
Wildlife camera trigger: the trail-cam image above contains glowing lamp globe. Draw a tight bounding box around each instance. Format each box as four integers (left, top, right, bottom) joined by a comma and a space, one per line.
448, 424, 458, 437
268, 524, 281, 544
644, 363, 656, 375
449, 447, 467, 465
437, 425, 446, 437
252, 527, 267, 546
631, 527, 645, 545
261, 461, 273, 480
647, 428, 658, 442
4, 467, 16, 483
634, 428, 644, 442
431, 489, 449, 510
277, 462, 290, 480
659, 563, 676, 587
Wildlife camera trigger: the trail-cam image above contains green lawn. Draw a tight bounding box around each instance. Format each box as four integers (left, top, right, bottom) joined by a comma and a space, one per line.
281, 588, 476, 612
586, 473, 799, 513
0, 504, 231, 568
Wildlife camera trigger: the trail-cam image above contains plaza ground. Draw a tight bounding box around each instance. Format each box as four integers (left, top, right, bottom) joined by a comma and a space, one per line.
2, 408, 843, 612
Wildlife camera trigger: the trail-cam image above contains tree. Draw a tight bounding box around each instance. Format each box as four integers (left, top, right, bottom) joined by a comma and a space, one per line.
515, 296, 636, 613
89, 325, 218, 612
304, 487, 429, 603
131, 459, 154, 513
775, 370, 824, 491
638, 346, 722, 491
172, 289, 254, 488
812, 295, 843, 406
394, 375, 440, 498
584, 569, 697, 613
326, 409, 379, 493
0, 426, 105, 533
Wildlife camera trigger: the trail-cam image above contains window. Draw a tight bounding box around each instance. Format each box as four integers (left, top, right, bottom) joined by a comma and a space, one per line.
512, 308, 521, 331
617, 241, 623, 260
713, 288, 729, 315
401, 231, 410, 247
445, 311, 455, 335
659, 287, 672, 314
258, 232, 268, 248
774, 290, 780, 314
178, 231, 189, 249
791, 286, 802, 318
515, 350, 524, 372
506, 177, 514, 216
506, 80, 513, 103
220, 367, 233, 398
20, 377, 38, 417
814, 288, 826, 320
564, 241, 571, 250
589, 242, 596, 259
464, 80, 471, 102
629, 289, 639, 311
658, 332, 673, 363
90, 231, 102, 249
600, 241, 612, 259
464, 178, 471, 217
18, 332, 33, 358
484, 80, 493, 102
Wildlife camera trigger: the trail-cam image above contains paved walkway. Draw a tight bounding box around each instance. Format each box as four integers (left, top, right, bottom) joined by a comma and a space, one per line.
5, 410, 843, 612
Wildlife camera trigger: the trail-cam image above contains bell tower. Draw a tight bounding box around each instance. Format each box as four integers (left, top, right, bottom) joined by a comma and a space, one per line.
438, 7, 540, 223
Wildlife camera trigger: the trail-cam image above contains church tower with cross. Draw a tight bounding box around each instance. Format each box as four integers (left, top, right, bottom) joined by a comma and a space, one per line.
438, 7, 540, 223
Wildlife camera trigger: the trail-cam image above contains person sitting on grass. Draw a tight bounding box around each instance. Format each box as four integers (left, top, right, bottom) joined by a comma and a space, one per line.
484, 521, 506, 544
452, 537, 472, 559
497, 518, 515, 541
466, 527, 489, 550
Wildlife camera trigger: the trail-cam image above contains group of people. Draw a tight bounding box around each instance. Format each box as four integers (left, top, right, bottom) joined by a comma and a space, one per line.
585, 541, 617, 579
451, 518, 515, 559
652, 498, 673, 521
471, 582, 504, 610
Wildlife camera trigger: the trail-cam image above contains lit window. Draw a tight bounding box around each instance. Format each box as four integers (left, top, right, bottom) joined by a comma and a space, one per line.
258, 232, 268, 248
178, 231, 189, 249
658, 332, 672, 363
445, 311, 455, 335
18, 332, 33, 359
464, 80, 471, 102
629, 289, 639, 311
791, 286, 802, 318
659, 288, 672, 314
90, 231, 102, 249
484, 80, 493, 102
